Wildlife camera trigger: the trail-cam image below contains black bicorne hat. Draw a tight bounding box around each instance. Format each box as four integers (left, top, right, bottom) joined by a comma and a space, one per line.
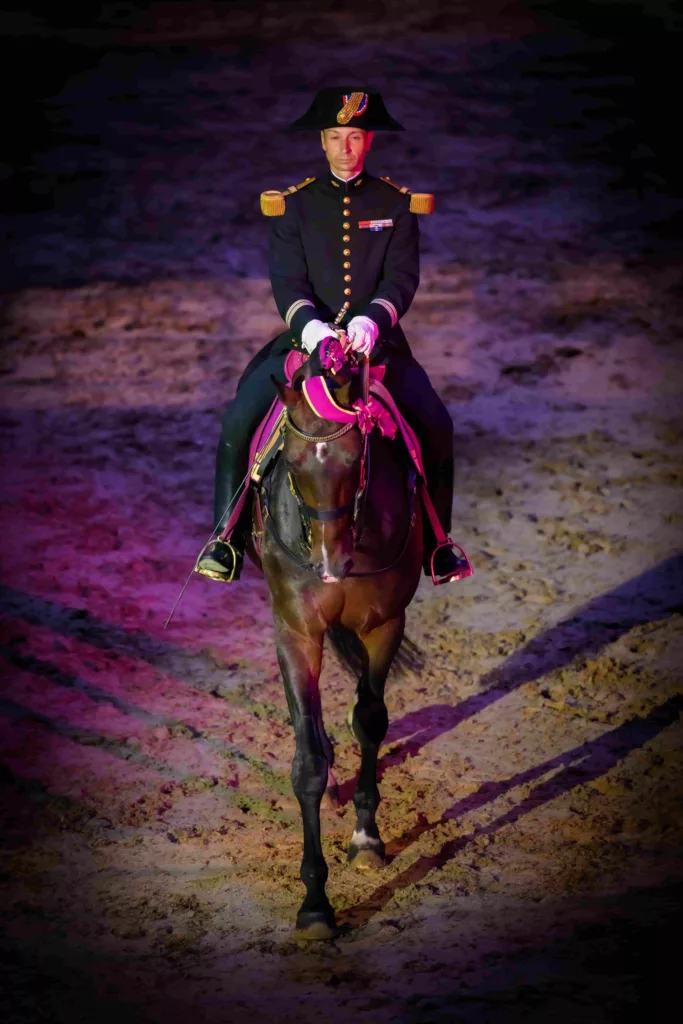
287, 87, 404, 132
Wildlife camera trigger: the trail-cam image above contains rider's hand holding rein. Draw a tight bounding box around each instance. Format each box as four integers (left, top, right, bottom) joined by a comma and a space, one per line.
301, 318, 337, 354
347, 315, 378, 356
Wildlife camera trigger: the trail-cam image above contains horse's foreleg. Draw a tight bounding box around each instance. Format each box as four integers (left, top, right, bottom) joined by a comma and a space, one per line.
275, 621, 336, 940
348, 614, 404, 872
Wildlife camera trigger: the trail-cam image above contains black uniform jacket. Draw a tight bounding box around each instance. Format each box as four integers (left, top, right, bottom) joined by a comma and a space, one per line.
268, 170, 419, 348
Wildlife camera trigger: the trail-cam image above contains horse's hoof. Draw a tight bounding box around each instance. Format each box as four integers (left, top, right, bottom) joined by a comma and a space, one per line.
347, 844, 386, 873
295, 910, 339, 942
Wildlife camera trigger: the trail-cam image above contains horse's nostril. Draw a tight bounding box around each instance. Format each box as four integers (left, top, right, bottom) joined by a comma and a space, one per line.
342, 559, 354, 577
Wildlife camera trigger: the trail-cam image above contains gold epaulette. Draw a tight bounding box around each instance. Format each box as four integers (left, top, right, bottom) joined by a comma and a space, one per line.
260, 177, 316, 216
380, 175, 435, 215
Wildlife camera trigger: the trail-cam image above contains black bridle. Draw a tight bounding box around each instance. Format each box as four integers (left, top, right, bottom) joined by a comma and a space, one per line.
260, 412, 416, 578
284, 411, 366, 539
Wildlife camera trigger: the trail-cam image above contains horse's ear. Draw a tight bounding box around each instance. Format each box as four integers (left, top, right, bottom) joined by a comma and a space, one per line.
272, 376, 301, 409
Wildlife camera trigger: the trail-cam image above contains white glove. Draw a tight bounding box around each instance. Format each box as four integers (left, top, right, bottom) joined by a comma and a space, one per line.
301, 319, 336, 354
347, 315, 378, 356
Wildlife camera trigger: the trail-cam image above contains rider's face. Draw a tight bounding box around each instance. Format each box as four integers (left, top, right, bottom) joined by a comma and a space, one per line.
321, 127, 373, 179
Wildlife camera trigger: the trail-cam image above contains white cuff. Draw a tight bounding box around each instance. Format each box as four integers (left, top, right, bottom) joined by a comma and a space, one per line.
370, 298, 398, 327
285, 299, 315, 329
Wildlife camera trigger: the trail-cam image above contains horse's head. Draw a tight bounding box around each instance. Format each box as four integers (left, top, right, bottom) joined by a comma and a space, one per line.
274, 345, 364, 583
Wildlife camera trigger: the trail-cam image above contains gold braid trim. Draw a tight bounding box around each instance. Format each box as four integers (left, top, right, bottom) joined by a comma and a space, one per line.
259, 177, 316, 217
336, 92, 365, 125
260, 191, 286, 216
380, 176, 434, 214
380, 175, 411, 195
410, 193, 435, 214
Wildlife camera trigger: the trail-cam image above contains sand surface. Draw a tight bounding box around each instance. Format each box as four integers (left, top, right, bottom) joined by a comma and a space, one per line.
1, 3, 682, 1021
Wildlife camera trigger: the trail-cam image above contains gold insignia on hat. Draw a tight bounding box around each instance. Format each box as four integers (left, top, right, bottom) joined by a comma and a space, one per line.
337, 92, 366, 124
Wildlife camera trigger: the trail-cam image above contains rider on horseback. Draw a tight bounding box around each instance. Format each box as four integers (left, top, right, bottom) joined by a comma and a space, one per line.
196, 87, 469, 583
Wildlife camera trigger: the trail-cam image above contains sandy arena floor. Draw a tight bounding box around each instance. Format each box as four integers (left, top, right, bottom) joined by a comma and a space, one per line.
1, 3, 682, 1021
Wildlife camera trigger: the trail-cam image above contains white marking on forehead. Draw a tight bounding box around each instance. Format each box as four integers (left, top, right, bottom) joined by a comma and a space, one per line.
315, 442, 328, 463
321, 528, 332, 578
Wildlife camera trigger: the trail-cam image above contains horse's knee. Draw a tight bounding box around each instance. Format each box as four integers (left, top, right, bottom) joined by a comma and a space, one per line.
352, 698, 388, 748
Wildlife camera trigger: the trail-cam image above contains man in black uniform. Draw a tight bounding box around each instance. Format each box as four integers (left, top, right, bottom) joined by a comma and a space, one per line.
196, 87, 467, 582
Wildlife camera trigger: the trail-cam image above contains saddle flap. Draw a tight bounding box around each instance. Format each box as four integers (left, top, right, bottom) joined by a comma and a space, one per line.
368, 379, 425, 479
219, 397, 285, 542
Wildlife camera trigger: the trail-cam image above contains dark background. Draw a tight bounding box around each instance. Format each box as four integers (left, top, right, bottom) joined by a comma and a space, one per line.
2, 0, 682, 293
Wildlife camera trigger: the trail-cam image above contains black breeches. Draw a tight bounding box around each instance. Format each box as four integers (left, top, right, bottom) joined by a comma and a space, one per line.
213, 337, 454, 537
214, 343, 288, 530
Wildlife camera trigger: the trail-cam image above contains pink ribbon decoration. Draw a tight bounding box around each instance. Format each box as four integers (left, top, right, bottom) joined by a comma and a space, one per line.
372, 401, 398, 438
318, 336, 346, 375
302, 376, 397, 438
352, 399, 375, 435
352, 398, 398, 438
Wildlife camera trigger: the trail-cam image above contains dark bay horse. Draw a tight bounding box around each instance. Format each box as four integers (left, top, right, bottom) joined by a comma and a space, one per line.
247, 350, 422, 940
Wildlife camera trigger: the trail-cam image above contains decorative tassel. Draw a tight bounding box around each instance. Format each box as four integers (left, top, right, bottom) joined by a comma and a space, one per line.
409, 193, 435, 215
260, 190, 286, 216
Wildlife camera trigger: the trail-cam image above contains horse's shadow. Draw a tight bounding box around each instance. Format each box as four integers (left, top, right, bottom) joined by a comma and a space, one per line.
336, 553, 682, 806
337, 690, 683, 930
0, 582, 286, 798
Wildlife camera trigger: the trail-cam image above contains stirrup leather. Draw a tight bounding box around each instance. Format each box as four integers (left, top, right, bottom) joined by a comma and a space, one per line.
430, 540, 474, 586
194, 538, 241, 582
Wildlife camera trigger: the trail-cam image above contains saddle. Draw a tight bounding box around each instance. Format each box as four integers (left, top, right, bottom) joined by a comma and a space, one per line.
219, 348, 472, 585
